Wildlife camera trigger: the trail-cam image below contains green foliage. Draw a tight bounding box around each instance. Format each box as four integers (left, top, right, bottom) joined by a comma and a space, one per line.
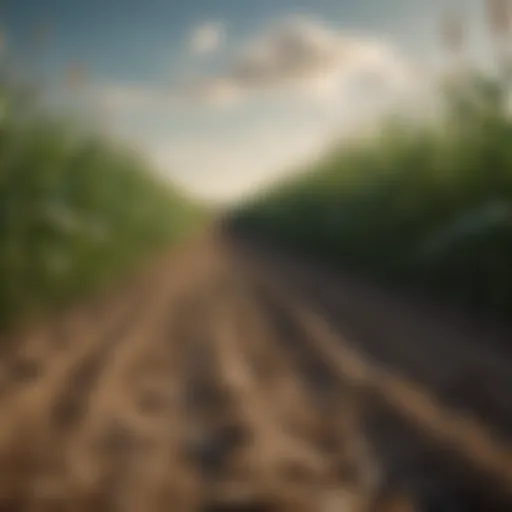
231, 70, 512, 318
0, 86, 203, 329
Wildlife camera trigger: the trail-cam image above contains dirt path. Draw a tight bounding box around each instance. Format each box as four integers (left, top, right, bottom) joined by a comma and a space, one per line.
0, 230, 511, 511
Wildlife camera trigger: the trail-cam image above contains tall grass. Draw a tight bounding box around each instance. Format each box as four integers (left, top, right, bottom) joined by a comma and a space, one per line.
231, 3, 512, 319
0, 82, 203, 329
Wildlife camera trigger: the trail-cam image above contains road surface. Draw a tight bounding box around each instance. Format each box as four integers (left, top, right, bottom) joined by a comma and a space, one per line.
0, 229, 511, 511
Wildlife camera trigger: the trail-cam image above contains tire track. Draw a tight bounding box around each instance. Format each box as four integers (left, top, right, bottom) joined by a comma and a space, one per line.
241, 240, 512, 441
0, 275, 150, 510
214, 267, 380, 511
57, 260, 203, 512
243, 253, 512, 506
0, 241, 210, 511
208, 280, 326, 511
27, 286, 173, 511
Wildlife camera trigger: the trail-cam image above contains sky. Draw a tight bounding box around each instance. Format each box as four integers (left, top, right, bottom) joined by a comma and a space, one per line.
2, 0, 494, 203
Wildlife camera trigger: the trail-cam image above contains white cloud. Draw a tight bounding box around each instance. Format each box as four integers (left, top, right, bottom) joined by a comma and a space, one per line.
179, 16, 415, 106
178, 77, 242, 107
90, 18, 417, 114
92, 83, 182, 114
93, 80, 240, 114
95, 84, 158, 110
188, 21, 225, 56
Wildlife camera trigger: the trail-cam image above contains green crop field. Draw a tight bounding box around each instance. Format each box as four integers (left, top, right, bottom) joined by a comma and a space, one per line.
0, 83, 204, 330
231, 64, 512, 318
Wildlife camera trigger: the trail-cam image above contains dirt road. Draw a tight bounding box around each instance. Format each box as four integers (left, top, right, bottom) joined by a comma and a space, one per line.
0, 229, 511, 511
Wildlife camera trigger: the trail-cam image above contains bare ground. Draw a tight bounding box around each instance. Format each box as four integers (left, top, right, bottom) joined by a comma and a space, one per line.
0, 229, 511, 511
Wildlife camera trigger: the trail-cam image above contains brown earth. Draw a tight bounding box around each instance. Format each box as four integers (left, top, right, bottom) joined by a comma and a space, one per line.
0, 228, 511, 511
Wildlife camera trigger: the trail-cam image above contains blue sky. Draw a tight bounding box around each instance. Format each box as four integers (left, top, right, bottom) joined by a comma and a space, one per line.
3, 0, 491, 202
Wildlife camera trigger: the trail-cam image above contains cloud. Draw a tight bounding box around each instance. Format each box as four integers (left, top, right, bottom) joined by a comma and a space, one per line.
92, 82, 184, 114
95, 84, 159, 110
89, 18, 417, 114
179, 77, 242, 107
88, 79, 239, 117
179, 16, 414, 106
188, 21, 225, 56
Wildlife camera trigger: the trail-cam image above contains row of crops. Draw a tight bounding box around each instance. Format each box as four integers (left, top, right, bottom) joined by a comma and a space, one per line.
230, 71, 512, 318
0, 85, 203, 329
